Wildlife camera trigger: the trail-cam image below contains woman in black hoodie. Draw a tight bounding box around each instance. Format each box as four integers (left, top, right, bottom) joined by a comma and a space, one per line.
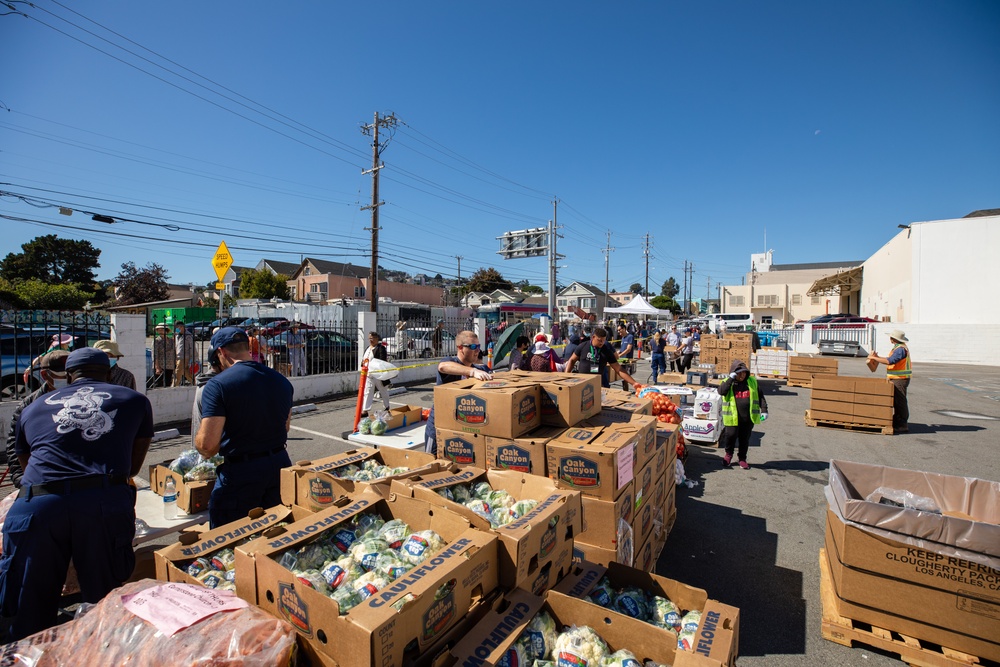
717, 359, 768, 469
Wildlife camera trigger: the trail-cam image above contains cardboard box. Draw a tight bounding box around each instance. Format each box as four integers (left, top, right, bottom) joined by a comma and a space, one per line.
391, 467, 581, 590
788, 355, 838, 384
483, 425, 564, 477
433, 378, 541, 438
653, 426, 677, 480
382, 404, 423, 432
572, 541, 620, 567
148, 460, 213, 514
280, 447, 441, 511
554, 561, 740, 666
236, 490, 499, 667
508, 370, 602, 427
656, 372, 687, 385
821, 549, 1000, 663
600, 387, 653, 422
586, 412, 658, 469
155, 505, 298, 592
546, 421, 642, 500
693, 387, 722, 420
633, 456, 656, 515
634, 526, 660, 572
435, 428, 487, 468
682, 416, 723, 444
577, 482, 634, 547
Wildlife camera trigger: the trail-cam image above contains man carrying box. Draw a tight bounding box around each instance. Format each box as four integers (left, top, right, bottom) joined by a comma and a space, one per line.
425, 330, 493, 454
866, 329, 911, 433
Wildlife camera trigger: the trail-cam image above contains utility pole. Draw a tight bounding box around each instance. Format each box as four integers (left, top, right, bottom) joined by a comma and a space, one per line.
642, 233, 651, 297
602, 231, 615, 311
361, 112, 398, 312
688, 262, 694, 315
455, 255, 463, 306
548, 199, 561, 322
682, 260, 688, 314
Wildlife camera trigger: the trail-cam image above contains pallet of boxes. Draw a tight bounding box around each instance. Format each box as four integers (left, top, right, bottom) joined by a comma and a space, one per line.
821, 460, 1000, 665
788, 354, 838, 388
806, 375, 896, 435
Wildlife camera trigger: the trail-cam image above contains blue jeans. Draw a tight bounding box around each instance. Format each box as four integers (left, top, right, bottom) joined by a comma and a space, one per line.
650, 353, 666, 381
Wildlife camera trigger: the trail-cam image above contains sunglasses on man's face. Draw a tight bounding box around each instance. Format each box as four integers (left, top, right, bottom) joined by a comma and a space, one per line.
458, 343, 481, 351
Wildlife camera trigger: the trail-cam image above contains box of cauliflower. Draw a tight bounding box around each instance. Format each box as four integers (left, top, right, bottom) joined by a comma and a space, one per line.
236, 487, 498, 667
443, 585, 732, 667
392, 467, 582, 591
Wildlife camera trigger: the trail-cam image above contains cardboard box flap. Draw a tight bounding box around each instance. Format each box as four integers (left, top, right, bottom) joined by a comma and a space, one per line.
828, 459, 1000, 562
445, 589, 545, 666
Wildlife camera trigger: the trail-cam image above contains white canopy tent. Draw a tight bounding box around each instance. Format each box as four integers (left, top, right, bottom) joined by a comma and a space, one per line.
603, 294, 672, 318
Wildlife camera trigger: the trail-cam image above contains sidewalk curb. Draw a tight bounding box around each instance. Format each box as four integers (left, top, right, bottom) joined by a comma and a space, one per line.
151, 428, 180, 442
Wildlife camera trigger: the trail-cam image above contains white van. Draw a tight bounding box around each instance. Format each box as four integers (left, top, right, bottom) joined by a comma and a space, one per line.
705, 313, 754, 333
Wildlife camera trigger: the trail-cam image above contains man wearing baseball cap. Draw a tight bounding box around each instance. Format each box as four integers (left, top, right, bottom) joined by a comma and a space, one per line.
195, 327, 293, 527
867, 329, 912, 433
2, 348, 153, 640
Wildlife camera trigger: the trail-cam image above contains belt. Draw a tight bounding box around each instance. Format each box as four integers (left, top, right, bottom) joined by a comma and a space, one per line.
29, 474, 129, 497
225, 446, 287, 464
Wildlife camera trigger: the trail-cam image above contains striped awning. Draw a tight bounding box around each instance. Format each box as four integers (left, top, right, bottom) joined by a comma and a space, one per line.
807, 266, 863, 296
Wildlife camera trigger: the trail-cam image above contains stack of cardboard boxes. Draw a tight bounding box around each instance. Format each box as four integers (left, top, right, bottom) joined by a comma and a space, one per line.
807, 376, 895, 432
823, 460, 1000, 663
752, 347, 790, 379
699, 333, 752, 374
788, 355, 838, 387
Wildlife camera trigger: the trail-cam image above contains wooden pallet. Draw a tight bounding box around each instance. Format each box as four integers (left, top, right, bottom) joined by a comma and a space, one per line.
787, 379, 812, 388
805, 410, 895, 435
819, 550, 996, 667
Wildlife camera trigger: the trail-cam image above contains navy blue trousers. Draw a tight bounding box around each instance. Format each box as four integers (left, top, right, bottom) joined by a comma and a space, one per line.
0, 485, 135, 641
209, 450, 291, 528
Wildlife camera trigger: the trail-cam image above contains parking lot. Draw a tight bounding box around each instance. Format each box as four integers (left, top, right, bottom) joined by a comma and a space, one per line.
9, 355, 998, 664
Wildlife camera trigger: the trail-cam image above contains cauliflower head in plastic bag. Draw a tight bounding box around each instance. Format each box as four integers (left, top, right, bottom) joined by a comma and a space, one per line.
553, 625, 609, 666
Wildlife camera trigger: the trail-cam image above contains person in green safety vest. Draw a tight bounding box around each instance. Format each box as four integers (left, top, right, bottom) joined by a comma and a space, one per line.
718, 359, 769, 469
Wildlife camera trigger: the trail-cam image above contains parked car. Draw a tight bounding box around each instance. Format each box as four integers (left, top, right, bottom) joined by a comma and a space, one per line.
260, 320, 319, 338
384, 327, 456, 359
826, 316, 878, 328
269, 329, 357, 374
794, 313, 853, 328
191, 317, 243, 340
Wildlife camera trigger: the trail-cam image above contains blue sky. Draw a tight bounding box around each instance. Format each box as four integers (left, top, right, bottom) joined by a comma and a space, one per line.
2, 1, 998, 300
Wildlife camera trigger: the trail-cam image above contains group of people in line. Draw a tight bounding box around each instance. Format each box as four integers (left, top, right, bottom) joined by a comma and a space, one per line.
1, 326, 294, 642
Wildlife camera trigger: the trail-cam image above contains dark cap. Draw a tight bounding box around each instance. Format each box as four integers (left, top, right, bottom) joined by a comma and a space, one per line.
210, 326, 249, 350
65, 347, 111, 371
40, 350, 70, 371
729, 359, 750, 375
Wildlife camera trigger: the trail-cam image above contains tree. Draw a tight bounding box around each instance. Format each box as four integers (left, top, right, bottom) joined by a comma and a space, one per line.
628, 283, 643, 295
0, 234, 101, 285
465, 267, 513, 294
521, 284, 544, 295
112, 261, 170, 305
10, 278, 93, 310
238, 268, 291, 300
660, 277, 680, 299
650, 295, 681, 314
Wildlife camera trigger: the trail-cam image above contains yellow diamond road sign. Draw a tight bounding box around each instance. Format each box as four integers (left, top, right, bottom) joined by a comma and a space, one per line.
212, 241, 233, 280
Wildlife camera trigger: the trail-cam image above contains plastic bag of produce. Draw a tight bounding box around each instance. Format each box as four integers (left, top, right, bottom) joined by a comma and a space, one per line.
168, 449, 201, 476
375, 550, 413, 580
321, 556, 363, 590
553, 625, 610, 666
294, 569, 331, 594
0, 579, 296, 666
613, 586, 650, 621
491, 507, 514, 527
183, 459, 217, 482
652, 596, 681, 630
588, 576, 615, 608
350, 537, 390, 571
359, 417, 373, 435
353, 512, 386, 537
294, 541, 340, 571
353, 571, 390, 599
487, 489, 515, 510
509, 498, 539, 519
451, 484, 473, 504
437, 487, 455, 502
332, 463, 361, 479
330, 586, 363, 614
399, 530, 447, 564
522, 610, 557, 661
370, 419, 387, 436
604, 649, 643, 667
471, 481, 493, 500
680, 609, 702, 633
378, 519, 412, 549
677, 628, 696, 651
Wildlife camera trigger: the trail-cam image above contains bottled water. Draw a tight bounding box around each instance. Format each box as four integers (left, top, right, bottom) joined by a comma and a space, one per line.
163, 475, 178, 520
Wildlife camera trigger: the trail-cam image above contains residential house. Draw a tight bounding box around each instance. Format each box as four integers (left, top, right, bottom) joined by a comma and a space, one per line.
606, 291, 635, 308
255, 258, 300, 278
288, 257, 446, 306
557, 282, 608, 320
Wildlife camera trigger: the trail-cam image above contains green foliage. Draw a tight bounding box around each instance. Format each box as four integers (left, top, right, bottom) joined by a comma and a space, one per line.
628, 283, 643, 294
0, 235, 101, 285
0, 277, 26, 309
465, 267, 512, 294
238, 268, 291, 300
521, 284, 544, 295
650, 295, 681, 313
112, 261, 170, 305
660, 277, 680, 299
9, 278, 93, 310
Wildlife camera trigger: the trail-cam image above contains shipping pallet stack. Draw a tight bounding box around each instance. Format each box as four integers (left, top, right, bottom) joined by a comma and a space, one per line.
752, 347, 791, 380
805, 376, 896, 435
699, 333, 753, 373
787, 355, 839, 388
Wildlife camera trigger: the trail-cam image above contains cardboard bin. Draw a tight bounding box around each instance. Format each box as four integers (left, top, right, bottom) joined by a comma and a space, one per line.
484, 425, 566, 477
148, 460, 214, 514
435, 428, 487, 468
508, 370, 602, 427
433, 378, 541, 438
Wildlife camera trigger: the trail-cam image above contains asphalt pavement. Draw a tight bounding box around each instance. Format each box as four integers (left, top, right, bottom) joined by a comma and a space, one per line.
12, 356, 1000, 664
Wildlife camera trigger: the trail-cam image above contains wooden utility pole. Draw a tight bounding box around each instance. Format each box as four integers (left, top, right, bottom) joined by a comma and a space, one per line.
361, 112, 398, 312
643, 233, 651, 297
602, 230, 614, 311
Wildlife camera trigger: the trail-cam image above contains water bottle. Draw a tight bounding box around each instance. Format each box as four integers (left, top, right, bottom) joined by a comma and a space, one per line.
163, 475, 178, 520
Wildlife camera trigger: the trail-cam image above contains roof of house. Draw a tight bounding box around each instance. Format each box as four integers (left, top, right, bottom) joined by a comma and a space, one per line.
298, 258, 368, 279
258, 259, 300, 276
559, 281, 607, 297
964, 208, 1000, 218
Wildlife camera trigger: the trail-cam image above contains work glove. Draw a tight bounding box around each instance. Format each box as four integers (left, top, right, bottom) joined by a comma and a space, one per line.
760, 412, 769, 422
729, 372, 737, 379
470, 368, 493, 381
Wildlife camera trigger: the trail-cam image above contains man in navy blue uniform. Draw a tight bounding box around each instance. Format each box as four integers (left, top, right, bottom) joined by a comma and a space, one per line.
1, 348, 153, 641
195, 327, 293, 528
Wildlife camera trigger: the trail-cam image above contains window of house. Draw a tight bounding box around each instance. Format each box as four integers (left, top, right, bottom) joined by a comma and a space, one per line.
757, 294, 779, 307
729, 295, 745, 307
558, 299, 566, 306
354, 287, 366, 298
811, 296, 821, 305
791, 294, 802, 306
310, 284, 321, 292
303, 266, 310, 276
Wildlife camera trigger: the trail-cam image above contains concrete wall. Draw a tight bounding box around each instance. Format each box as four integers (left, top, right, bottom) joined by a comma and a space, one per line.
860, 229, 911, 323
911, 215, 1000, 324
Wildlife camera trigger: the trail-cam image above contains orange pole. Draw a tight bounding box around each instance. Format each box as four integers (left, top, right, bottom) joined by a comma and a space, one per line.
353, 359, 370, 432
